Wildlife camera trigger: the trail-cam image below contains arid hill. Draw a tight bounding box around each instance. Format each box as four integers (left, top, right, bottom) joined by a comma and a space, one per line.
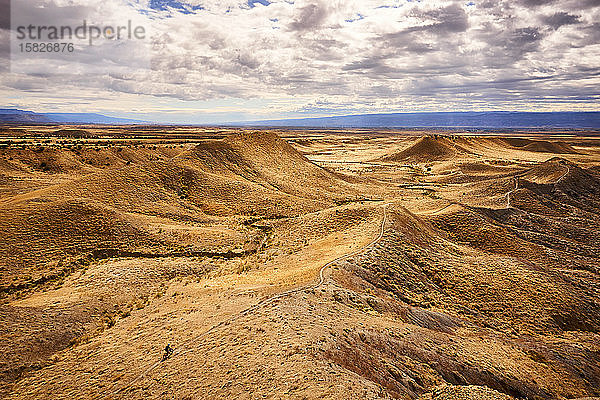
379, 136, 462, 163
1, 128, 599, 400
0, 131, 366, 292
501, 138, 580, 154
183, 131, 359, 201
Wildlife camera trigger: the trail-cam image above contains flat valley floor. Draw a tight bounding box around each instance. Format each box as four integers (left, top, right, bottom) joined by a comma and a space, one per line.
1, 127, 599, 399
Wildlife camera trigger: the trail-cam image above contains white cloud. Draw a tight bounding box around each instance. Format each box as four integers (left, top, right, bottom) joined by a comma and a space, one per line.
1, 0, 599, 122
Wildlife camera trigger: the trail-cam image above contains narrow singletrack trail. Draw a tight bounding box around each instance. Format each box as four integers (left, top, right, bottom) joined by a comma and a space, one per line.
107, 203, 390, 398
557, 164, 571, 183
506, 163, 570, 210
506, 175, 519, 209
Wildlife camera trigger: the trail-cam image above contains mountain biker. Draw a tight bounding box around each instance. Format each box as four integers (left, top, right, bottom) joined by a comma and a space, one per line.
162, 343, 174, 361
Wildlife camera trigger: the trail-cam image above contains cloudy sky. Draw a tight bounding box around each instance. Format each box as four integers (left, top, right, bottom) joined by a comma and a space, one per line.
1, 0, 599, 123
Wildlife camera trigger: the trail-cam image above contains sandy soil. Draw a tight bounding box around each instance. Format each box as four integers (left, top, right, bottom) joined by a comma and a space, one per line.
1, 126, 599, 399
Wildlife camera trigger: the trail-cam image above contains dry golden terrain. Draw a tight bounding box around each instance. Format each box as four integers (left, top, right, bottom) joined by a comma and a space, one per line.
0, 126, 599, 399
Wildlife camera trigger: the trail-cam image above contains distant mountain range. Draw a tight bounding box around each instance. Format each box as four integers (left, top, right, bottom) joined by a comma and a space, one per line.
3, 109, 600, 128
0, 109, 149, 125
236, 111, 600, 129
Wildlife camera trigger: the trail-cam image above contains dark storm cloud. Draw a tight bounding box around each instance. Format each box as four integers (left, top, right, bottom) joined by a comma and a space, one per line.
405, 42, 436, 54
378, 3, 467, 62
288, 2, 329, 32
571, 0, 600, 9
375, 30, 440, 57
500, 27, 546, 61
301, 38, 347, 62
519, 0, 557, 8
472, 22, 547, 68
577, 22, 600, 45
342, 57, 388, 72
478, 0, 495, 8
398, 72, 599, 103
407, 3, 469, 34
542, 12, 580, 29
236, 51, 261, 69
512, 27, 543, 45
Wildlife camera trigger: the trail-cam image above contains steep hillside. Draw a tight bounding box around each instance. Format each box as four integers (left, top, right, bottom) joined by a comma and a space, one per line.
0, 132, 365, 292
501, 138, 579, 154
380, 136, 460, 163
518, 158, 600, 213
181, 131, 360, 202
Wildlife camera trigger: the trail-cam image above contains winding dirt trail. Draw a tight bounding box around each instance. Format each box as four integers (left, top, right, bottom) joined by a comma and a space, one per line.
506, 176, 519, 209
107, 203, 390, 398
506, 163, 570, 209
557, 164, 571, 183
